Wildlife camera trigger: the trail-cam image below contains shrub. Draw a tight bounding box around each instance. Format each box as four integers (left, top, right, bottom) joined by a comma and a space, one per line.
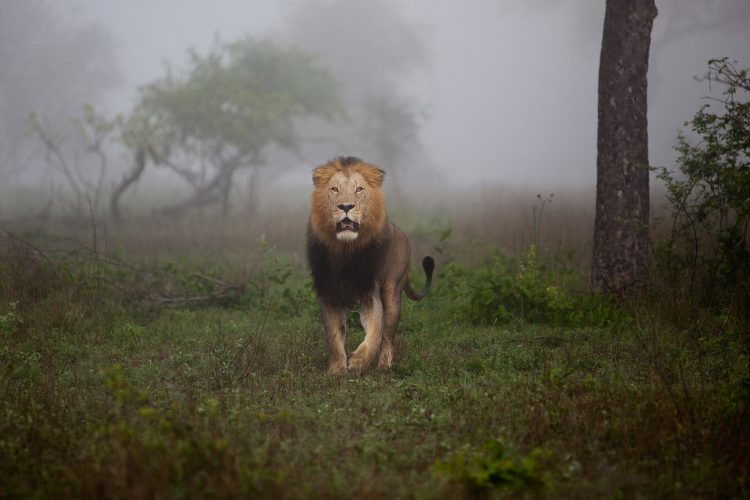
433, 438, 545, 494
656, 58, 750, 308
437, 246, 618, 326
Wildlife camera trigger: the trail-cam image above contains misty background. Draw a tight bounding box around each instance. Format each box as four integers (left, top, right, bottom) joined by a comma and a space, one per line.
1, 0, 749, 215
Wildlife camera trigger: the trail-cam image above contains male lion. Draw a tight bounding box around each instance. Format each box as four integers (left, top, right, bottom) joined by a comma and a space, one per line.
306, 156, 434, 375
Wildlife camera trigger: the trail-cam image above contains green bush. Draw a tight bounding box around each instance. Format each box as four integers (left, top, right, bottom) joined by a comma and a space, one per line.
433, 438, 545, 493
437, 246, 618, 326
656, 58, 750, 307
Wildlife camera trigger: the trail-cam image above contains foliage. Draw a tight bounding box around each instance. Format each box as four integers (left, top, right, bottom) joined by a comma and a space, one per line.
433, 438, 545, 493
436, 245, 619, 326
1, 225, 749, 498
123, 37, 343, 215
656, 58, 750, 305
94, 365, 281, 497
138, 37, 342, 157
242, 237, 317, 315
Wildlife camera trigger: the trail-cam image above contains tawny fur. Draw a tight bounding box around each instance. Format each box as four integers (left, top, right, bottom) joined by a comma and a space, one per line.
306, 156, 433, 375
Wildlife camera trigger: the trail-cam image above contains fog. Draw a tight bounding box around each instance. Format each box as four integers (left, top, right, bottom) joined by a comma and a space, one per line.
2, 0, 749, 208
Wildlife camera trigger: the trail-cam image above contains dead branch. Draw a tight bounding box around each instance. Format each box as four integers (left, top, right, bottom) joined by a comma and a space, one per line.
93, 252, 248, 307
1, 228, 248, 308
97, 273, 246, 308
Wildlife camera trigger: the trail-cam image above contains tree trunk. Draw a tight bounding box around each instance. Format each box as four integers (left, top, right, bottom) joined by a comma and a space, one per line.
110, 148, 146, 223
161, 158, 241, 217
592, 0, 657, 293
246, 165, 259, 216
219, 169, 233, 217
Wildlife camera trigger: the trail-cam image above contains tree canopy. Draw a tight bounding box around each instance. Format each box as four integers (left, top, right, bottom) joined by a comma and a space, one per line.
118, 37, 343, 216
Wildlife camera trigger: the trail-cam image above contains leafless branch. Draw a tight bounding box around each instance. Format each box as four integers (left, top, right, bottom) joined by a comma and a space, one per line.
2, 228, 247, 308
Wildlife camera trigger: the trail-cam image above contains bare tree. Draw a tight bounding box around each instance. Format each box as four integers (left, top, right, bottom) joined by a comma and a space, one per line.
27, 105, 117, 215
592, 0, 658, 293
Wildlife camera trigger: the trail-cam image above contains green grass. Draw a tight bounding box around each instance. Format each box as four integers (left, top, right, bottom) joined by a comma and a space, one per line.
1, 218, 748, 498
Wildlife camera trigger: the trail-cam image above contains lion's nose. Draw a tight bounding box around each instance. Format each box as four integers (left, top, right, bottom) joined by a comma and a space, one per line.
337, 204, 355, 213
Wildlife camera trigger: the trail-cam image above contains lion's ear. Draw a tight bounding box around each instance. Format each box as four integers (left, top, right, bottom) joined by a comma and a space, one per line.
312, 165, 335, 188
361, 166, 386, 187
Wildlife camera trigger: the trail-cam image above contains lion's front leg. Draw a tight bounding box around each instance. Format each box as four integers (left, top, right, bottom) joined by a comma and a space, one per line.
348, 295, 383, 374
320, 302, 347, 376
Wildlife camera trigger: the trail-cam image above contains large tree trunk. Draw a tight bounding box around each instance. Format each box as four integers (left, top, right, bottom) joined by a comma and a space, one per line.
592, 0, 657, 293
161, 158, 241, 217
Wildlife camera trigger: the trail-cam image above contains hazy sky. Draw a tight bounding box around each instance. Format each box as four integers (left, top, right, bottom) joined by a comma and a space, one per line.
68, 0, 750, 189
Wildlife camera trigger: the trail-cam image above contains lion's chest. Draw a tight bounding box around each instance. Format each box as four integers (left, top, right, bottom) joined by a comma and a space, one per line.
306, 236, 389, 309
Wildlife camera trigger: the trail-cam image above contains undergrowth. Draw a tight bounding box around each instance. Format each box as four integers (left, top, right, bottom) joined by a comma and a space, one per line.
1, 222, 749, 498
434, 245, 620, 327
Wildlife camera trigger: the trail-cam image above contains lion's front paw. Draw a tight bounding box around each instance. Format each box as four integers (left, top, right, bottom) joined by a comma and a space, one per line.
347, 350, 372, 375
328, 360, 348, 376
377, 346, 393, 371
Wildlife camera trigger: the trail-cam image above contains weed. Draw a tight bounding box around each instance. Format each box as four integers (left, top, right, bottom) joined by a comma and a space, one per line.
433, 438, 546, 494
0, 302, 23, 336
206, 313, 269, 390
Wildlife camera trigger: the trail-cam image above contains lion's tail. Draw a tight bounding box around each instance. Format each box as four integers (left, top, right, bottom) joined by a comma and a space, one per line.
404, 256, 434, 301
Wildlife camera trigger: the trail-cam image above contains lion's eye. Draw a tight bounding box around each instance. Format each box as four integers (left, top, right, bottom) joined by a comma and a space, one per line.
330, 187, 339, 193
355, 186, 364, 193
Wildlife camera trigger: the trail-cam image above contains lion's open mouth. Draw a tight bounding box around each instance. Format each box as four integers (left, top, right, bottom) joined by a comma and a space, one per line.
336, 218, 360, 233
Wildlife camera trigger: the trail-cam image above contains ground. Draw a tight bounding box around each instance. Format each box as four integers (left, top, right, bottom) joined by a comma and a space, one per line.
1, 206, 748, 498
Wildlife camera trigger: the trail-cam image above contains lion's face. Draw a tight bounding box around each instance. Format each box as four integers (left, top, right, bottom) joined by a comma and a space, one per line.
310, 157, 386, 248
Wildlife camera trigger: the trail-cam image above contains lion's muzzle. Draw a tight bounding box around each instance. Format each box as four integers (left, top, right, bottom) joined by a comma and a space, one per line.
334, 203, 361, 241
336, 218, 360, 241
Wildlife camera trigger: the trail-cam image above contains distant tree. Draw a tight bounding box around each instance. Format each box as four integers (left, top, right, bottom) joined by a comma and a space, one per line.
0, 0, 121, 179
360, 94, 421, 184
652, 0, 750, 54
115, 37, 343, 217
280, 0, 428, 171
592, 0, 657, 293
28, 104, 118, 215
649, 0, 750, 99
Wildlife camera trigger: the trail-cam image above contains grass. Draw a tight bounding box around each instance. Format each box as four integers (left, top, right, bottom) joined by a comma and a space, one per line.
1, 198, 748, 498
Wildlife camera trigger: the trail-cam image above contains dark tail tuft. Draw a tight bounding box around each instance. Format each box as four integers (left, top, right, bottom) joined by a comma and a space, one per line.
405, 256, 434, 301
422, 256, 435, 276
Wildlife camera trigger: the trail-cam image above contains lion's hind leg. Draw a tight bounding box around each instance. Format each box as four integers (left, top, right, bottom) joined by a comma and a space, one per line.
377, 284, 403, 371
348, 296, 383, 374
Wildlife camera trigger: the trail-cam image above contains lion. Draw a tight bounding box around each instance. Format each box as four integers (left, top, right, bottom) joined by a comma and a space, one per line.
306, 156, 434, 375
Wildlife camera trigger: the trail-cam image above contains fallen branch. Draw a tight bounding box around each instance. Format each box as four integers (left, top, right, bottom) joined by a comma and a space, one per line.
94, 254, 247, 307
1, 228, 248, 308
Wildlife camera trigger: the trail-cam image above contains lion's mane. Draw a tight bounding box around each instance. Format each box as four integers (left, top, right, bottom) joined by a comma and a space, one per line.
306, 156, 390, 308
